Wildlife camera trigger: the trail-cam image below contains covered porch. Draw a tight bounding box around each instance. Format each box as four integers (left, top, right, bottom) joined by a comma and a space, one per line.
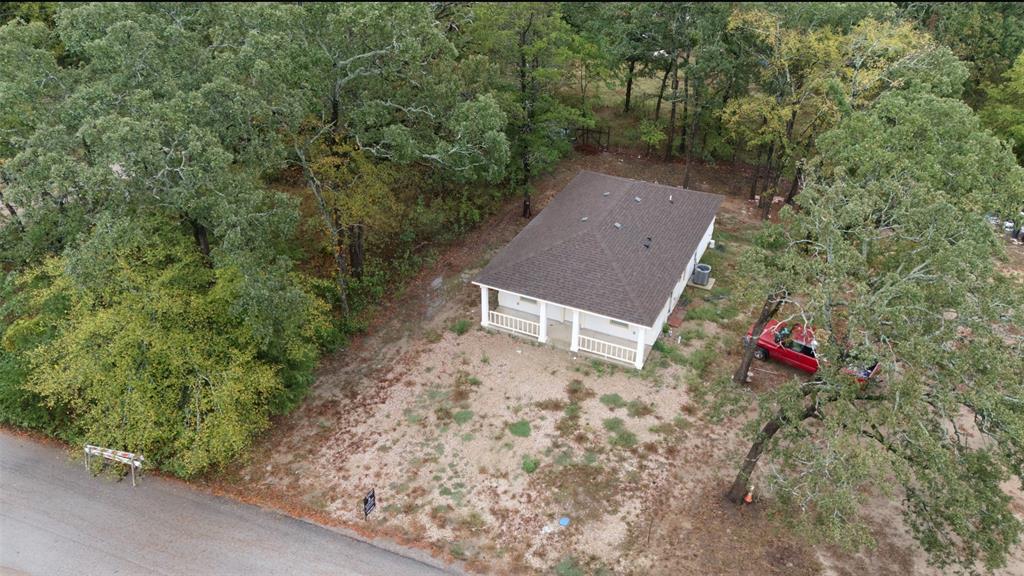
478, 285, 651, 369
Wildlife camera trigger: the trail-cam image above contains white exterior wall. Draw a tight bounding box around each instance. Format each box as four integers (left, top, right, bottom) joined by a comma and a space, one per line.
581, 313, 639, 341
645, 216, 716, 345
498, 290, 539, 316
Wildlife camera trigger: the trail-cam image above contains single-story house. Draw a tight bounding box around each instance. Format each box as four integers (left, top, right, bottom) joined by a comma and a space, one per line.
473, 171, 723, 368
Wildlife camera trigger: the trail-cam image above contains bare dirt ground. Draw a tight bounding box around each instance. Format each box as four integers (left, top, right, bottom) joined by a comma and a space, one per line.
212, 151, 1024, 575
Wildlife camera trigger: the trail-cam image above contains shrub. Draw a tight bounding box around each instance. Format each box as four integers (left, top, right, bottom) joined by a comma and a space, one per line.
450, 318, 472, 335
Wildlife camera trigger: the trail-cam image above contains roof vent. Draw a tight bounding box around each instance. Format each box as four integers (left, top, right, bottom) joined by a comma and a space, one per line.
580, 216, 589, 222
643, 237, 652, 249
634, 196, 642, 202
602, 191, 610, 197
669, 195, 673, 203
613, 222, 622, 229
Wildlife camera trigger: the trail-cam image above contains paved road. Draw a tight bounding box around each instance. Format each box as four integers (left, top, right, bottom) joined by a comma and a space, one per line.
0, 432, 451, 576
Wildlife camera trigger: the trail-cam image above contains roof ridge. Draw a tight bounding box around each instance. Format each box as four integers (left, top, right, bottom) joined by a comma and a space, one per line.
592, 182, 648, 320
492, 222, 599, 275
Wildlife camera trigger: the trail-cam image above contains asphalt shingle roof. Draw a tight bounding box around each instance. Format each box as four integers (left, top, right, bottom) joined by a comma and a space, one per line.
476, 171, 723, 326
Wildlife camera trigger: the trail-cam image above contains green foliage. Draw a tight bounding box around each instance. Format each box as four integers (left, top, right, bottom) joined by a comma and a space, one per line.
453, 410, 474, 425
8, 222, 328, 477
732, 73, 1024, 572
625, 400, 655, 418
554, 557, 585, 576
521, 455, 540, 474
449, 319, 472, 336
981, 52, 1024, 162
602, 417, 637, 448
599, 393, 626, 409
508, 420, 532, 438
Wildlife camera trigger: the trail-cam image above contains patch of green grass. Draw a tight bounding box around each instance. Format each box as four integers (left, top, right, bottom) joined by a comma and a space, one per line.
554, 557, 585, 576
453, 410, 474, 425
404, 409, 424, 424
480, 354, 490, 364
603, 417, 638, 448
557, 401, 581, 435
678, 325, 707, 341
599, 393, 626, 409
652, 339, 687, 365
566, 379, 595, 402
626, 399, 655, 418
508, 420, 532, 437
685, 339, 719, 377
603, 417, 626, 433
522, 455, 540, 473
554, 449, 574, 467
536, 398, 567, 411
467, 375, 482, 386
450, 318, 472, 335
450, 541, 468, 560
424, 329, 442, 343
685, 303, 738, 322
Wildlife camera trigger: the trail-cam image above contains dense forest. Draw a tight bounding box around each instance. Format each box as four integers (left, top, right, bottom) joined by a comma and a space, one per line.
2, 3, 1024, 571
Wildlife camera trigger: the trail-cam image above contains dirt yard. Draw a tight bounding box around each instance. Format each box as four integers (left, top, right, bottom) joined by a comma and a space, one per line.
213, 151, 1024, 575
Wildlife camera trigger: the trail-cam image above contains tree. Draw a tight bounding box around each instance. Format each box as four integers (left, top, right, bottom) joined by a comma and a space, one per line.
726, 85, 1024, 572
0, 4, 332, 475
461, 3, 584, 216
902, 2, 1024, 107
723, 9, 945, 216
291, 3, 509, 305
981, 53, 1024, 163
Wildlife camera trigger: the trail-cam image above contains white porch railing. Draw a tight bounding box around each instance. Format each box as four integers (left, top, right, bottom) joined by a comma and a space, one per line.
579, 334, 636, 365
489, 310, 540, 338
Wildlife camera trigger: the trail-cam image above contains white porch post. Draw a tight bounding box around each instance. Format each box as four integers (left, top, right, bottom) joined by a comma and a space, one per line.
634, 326, 645, 369
480, 285, 489, 327
538, 300, 548, 343
570, 309, 580, 352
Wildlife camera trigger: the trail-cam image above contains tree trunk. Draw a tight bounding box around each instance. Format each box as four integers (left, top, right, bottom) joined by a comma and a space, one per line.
784, 164, 803, 205
0, 187, 23, 231
654, 65, 671, 121
756, 141, 776, 205
733, 291, 786, 383
726, 416, 782, 504
664, 53, 680, 161
623, 59, 636, 113
678, 48, 691, 156
748, 147, 764, 199
682, 84, 700, 189
761, 164, 784, 220
517, 17, 535, 219
328, 208, 350, 313
347, 223, 365, 279
726, 405, 817, 504
300, 160, 350, 315
189, 219, 211, 260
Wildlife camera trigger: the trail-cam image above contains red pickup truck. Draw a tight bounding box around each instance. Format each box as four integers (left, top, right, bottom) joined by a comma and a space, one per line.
747, 320, 819, 373
745, 320, 881, 381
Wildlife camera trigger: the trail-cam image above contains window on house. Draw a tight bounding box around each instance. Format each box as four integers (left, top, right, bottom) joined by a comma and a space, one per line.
520, 297, 537, 305
610, 319, 629, 329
